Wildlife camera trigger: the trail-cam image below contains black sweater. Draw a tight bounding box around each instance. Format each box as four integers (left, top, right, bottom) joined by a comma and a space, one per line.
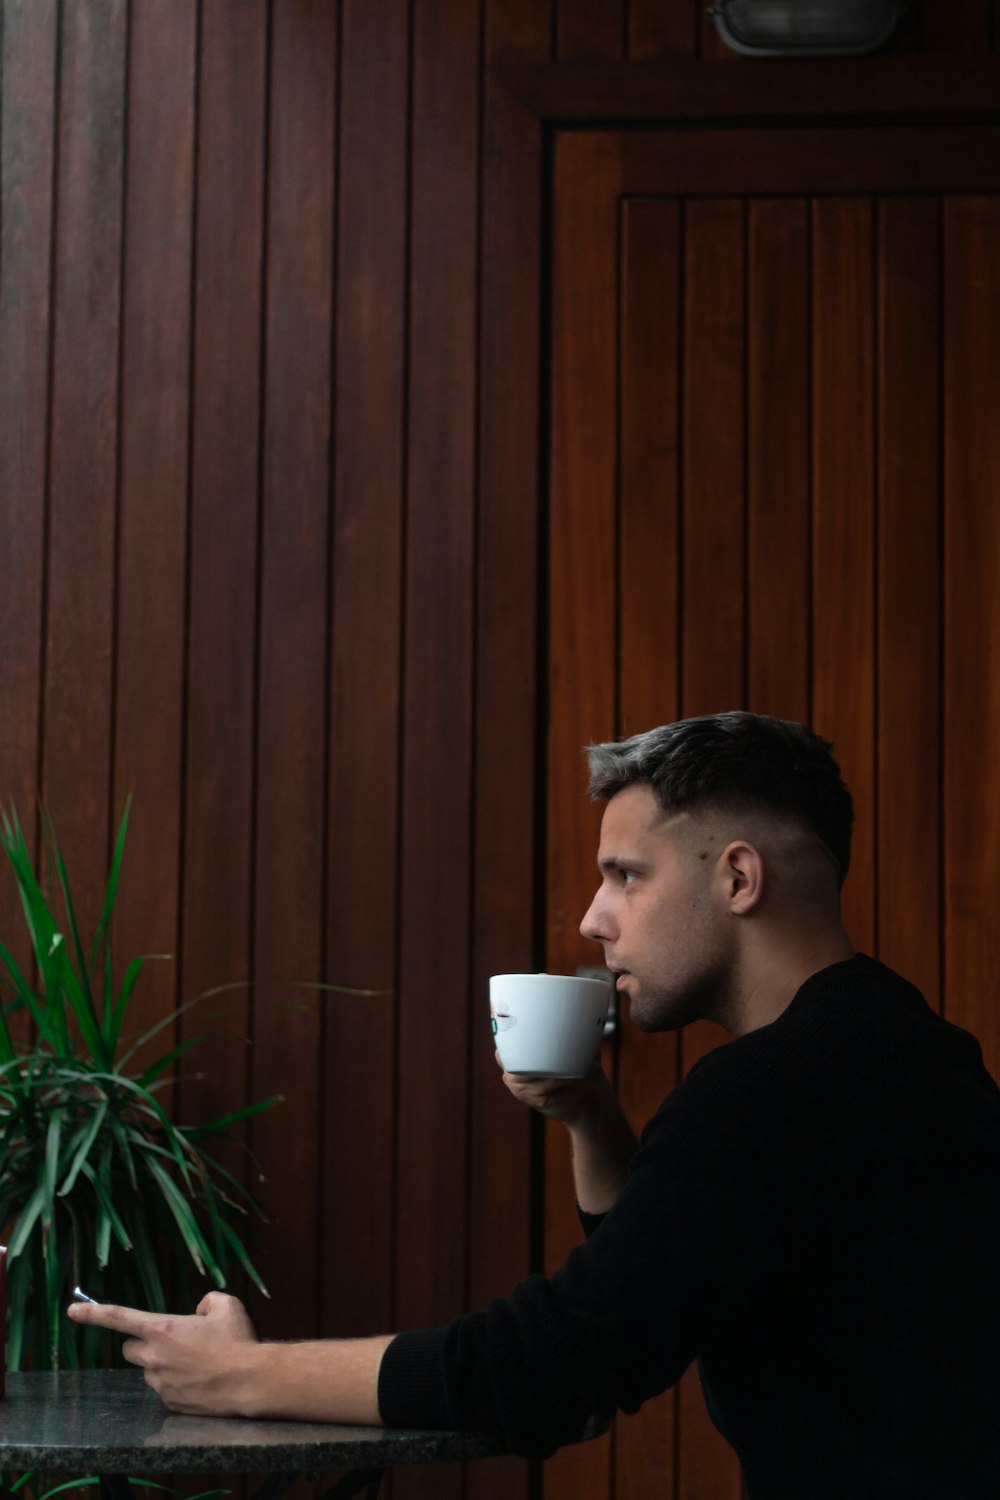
379, 956, 1000, 1498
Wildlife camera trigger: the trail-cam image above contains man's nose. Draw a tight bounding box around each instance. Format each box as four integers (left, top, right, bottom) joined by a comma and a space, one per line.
580, 889, 611, 943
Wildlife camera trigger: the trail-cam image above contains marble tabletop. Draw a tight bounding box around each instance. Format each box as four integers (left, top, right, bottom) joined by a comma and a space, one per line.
0, 1370, 506, 1474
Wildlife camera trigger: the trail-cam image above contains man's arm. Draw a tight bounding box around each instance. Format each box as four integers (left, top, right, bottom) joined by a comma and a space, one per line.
247, 1335, 394, 1423
68, 1291, 393, 1422
500, 1060, 638, 1214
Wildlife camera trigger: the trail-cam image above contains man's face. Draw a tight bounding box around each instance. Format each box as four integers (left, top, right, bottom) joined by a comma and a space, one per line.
578, 784, 734, 1032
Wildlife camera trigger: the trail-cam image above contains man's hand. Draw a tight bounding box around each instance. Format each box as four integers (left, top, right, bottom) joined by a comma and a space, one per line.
498, 1057, 616, 1127
68, 1291, 261, 1416
497, 1053, 639, 1214
68, 1294, 394, 1425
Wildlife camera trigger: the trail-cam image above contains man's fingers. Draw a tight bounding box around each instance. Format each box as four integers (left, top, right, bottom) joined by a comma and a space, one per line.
196, 1291, 257, 1342
196, 1290, 241, 1318
67, 1301, 160, 1337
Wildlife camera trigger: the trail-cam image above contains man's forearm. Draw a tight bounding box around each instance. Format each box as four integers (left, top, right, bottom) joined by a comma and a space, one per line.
241, 1334, 395, 1424
566, 1099, 639, 1215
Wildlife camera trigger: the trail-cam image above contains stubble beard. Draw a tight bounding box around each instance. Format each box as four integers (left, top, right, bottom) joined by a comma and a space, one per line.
626, 934, 738, 1034
627, 977, 719, 1033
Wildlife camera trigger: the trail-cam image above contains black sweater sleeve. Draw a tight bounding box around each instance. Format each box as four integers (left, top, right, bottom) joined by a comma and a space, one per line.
378, 1084, 720, 1457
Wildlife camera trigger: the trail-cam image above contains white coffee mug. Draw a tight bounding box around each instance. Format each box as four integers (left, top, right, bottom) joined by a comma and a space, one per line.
489, 972, 611, 1078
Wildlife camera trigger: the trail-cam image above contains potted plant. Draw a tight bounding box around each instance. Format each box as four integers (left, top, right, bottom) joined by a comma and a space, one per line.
0, 800, 279, 1374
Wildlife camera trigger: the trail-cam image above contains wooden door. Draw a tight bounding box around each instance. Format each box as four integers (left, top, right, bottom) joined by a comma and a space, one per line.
545, 125, 1000, 1500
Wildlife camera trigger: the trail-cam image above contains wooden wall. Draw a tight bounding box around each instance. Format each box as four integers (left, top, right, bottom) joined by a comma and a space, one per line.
1, 4, 998, 1500
545, 132, 1000, 1500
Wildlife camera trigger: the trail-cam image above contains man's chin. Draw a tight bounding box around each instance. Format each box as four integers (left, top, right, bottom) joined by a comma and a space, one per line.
626, 991, 667, 1033
626, 987, 705, 1034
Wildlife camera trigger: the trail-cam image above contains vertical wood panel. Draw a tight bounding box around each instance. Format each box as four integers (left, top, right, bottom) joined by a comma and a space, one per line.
395, 2, 481, 1492
676, 196, 745, 1500
43, 0, 127, 926
619, 199, 681, 741
876, 199, 942, 1007
0, 0, 57, 933
322, 0, 408, 1347
550, 138, 1000, 1500
113, 0, 196, 1054
811, 199, 876, 956
557, 0, 624, 59
179, 0, 267, 1175
397, 1, 479, 1321
486, 0, 554, 61
544, 131, 621, 1500
546, 133, 621, 1046
616, 196, 682, 1500
250, 0, 336, 1343
680, 200, 746, 723
629, 0, 698, 58
4, 13, 1000, 1500
467, 9, 552, 1500
943, 198, 1000, 1078
747, 199, 810, 721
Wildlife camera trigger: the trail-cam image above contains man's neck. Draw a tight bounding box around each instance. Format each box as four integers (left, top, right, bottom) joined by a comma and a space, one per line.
726, 928, 856, 1037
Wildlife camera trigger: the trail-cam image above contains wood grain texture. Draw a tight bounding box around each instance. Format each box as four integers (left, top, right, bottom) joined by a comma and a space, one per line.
544, 130, 622, 1500
496, 56, 1000, 123
876, 198, 943, 1008
615, 195, 683, 1500
680, 199, 746, 722
178, 0, 267, 1182
943, 198, 1000, 1079
392, 12, 482, 1497
466, 10, 552, 1500
628, 0, 699, 58
321, 0, 408, 1349
0, 0, 57, 949
486, 0, 553, 63
676, 196, 745, 1500
619, 199, 682, 742
747, 200, 810, 722
619, 126, 1000, 197
5, 14, 1000, 1500
42, 0, 127, 931
557, 0, 624, 60
547, 133, 622, 991
250, 0, 337, 1343
394, 5, 482, 1495
811, 198, 876, 956
112, 0, 196, 1064
546, 129, 1000, 1500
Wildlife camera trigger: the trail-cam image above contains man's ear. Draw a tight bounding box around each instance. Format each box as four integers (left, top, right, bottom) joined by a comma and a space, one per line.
718, 840, 765, 915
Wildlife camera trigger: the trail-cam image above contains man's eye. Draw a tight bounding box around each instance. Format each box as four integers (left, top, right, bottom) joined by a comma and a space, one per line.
621, 869, 638, 886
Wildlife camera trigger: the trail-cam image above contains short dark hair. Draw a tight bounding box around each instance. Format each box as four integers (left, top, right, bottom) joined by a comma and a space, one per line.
586, 712, 855, 883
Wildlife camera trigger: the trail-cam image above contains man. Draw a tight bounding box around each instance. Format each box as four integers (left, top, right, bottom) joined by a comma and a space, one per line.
71, 713, 1000, 1499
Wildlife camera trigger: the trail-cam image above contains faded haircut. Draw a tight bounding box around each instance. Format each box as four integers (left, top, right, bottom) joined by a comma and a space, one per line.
586, 712, 855, 884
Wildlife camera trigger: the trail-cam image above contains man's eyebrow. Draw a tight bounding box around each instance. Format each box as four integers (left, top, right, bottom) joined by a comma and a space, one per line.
598, 854, 650, 873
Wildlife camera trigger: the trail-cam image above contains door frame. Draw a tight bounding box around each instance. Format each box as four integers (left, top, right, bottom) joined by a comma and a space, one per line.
477, 54, 1000, 1494
478, 51, 1000, 951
